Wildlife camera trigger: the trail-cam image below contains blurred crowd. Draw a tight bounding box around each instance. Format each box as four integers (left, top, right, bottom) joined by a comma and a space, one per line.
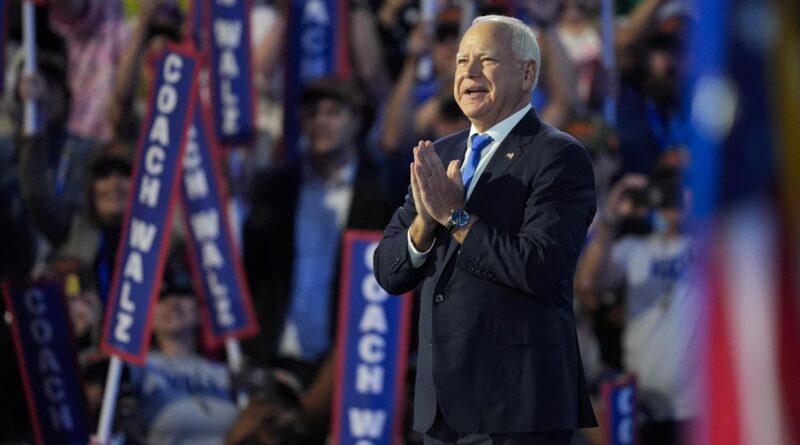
0, 0, 701, 444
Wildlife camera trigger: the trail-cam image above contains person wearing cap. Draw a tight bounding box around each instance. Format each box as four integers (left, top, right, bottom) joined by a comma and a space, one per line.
242, 76, 396, 443
576, 169, 699, 444
117, 251, 239, 445
374, 15, 597, 444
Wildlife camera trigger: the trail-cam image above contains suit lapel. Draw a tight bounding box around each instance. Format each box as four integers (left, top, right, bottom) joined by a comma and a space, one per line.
439, 130, 471, 168
466, 110, 540, 211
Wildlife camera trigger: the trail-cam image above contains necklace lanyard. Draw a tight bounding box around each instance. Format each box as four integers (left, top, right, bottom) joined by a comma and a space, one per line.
645, 101, 685, 151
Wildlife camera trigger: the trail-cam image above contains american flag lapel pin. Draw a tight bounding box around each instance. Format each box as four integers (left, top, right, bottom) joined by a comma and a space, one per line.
505, 152, 515, 160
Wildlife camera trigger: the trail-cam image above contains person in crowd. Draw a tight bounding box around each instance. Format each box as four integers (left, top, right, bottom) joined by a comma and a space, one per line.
554, 0, 602, 115
374, 0, 420, 81
118, 252, 239, 445
242, 76, 396, 443
109, 0, 183, 147
379, 6, 464, 156
47, 0, 131, 204
5, 50, 70, 161
18, 126, 132, 304
0, 156, 37, 279
615, 0, 689, 174
374, 15, 597, 444
518, 0, 578, 127
224, 368, 304, 445
0, 51, 71, 279
53, 258, 104, 360
575, 169, 700, 445
348, 0, 396, 108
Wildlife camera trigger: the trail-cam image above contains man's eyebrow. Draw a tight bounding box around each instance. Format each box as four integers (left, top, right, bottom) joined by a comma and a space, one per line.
456, 51, 498, 58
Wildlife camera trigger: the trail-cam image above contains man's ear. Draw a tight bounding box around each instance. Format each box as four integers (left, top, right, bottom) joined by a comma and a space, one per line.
522, 60, 537, 89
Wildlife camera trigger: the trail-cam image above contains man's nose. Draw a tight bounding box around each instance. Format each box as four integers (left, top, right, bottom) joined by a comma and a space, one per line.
464, 57, 482, 77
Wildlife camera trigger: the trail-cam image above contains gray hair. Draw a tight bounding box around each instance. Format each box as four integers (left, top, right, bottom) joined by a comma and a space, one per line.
472, 15, 541, 88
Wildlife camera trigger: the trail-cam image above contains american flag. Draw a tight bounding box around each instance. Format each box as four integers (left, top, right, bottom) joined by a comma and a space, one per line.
687, 0, 800, 443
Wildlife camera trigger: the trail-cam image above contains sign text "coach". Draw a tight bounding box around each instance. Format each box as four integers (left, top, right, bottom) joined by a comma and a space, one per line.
114, 54, 185, 344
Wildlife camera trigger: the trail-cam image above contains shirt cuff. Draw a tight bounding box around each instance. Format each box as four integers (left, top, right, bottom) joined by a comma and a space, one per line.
407, 230, 433, 268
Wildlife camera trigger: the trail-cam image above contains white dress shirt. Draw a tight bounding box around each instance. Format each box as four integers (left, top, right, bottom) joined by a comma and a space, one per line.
406, 104, 532, 268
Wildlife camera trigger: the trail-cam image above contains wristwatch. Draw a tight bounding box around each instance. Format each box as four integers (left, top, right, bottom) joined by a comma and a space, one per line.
446, 208, 470, 231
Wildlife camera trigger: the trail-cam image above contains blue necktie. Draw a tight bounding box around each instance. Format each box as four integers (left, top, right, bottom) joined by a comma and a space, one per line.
463, 133, 494, 195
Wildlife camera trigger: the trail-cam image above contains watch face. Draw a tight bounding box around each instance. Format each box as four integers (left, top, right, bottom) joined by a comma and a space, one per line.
453, 209, 469, 228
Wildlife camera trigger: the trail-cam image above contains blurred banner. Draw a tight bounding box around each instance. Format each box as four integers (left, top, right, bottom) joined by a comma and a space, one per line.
207, 0, 256, 147
187, 0, 206, 50
601, 376, 637, 445
181, 97, 259, 348
331, 231, 412, 445
687, 0, 800, 443
282, 0, 350, 159
101, 46, 199, 365
0, 0, 7, 96
2, 280, 90, 445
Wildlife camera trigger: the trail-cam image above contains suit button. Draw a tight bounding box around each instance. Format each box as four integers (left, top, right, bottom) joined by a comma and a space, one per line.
434, 294, 444, 303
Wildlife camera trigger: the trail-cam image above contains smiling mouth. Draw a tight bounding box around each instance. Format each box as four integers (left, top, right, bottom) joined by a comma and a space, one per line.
464, 87, 488, 96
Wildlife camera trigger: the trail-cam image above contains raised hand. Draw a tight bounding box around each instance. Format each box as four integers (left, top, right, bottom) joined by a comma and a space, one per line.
410, 141, 435, 225
413, 140, 464, 226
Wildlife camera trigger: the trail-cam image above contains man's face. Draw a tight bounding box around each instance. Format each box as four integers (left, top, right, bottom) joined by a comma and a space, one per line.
645, 43, 684, 104
94, 172, 130, 226
302, 98, 360, 156
454, 22, 535, 131
154, 295, 198, 336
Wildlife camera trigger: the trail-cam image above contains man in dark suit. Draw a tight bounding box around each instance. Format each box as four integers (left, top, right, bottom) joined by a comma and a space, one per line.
374, 15, 598, 444
243, 77, 396, 442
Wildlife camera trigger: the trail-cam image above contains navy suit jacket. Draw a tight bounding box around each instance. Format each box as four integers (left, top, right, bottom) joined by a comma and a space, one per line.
374, 110, 598, 433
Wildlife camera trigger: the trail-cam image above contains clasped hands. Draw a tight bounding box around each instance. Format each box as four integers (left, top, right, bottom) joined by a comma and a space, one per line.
409, 140, 469, 250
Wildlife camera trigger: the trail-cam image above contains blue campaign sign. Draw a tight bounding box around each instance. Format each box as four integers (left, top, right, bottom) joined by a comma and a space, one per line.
181, 98, 259, 347
331, 231, 412, 445
101, 45, 200, 364
282, 0, 349, 158
2, 281, 90, 445
602, 375, 638, 445
207, 0, 255, 146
